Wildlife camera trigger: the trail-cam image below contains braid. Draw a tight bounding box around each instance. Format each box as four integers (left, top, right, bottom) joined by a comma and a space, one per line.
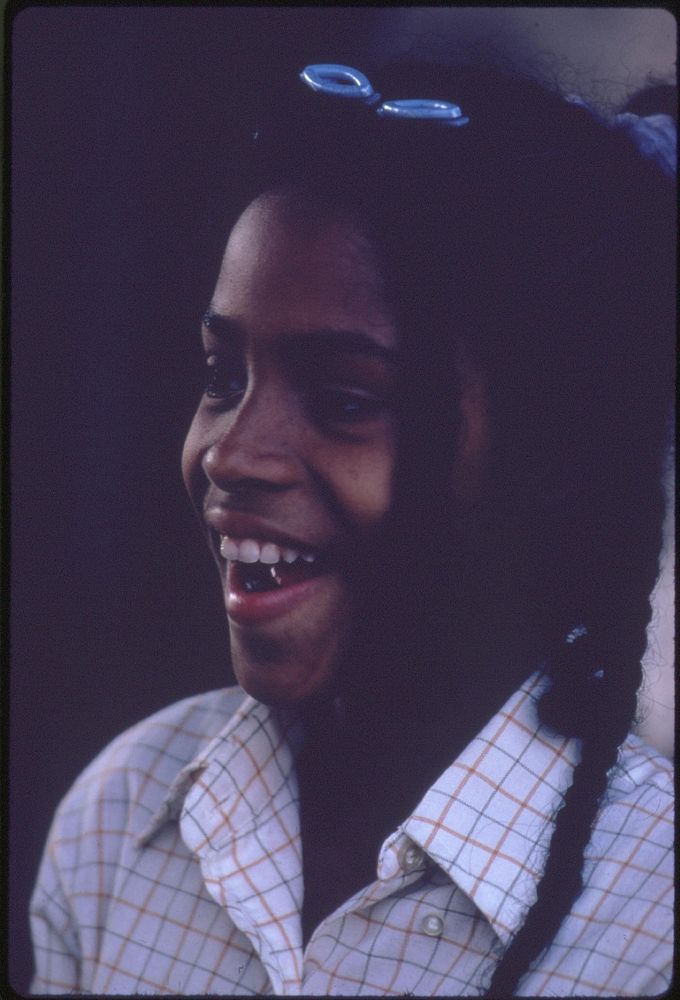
483, 111, 673, 995
486, 641, 645, 996
485, 433, 669, 996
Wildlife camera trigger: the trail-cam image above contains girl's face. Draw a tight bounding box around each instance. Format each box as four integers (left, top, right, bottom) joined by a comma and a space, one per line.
182, 194, 400, 706
182, 193, 487, 707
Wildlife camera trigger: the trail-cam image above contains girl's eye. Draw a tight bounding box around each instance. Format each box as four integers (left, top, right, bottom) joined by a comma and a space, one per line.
204, 355, 247, 404
309, 388, 387, 425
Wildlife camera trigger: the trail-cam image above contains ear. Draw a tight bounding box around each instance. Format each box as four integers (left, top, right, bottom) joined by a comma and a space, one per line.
451, 347, 489, 504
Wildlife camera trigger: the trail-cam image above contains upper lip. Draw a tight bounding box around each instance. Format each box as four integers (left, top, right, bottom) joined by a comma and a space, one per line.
202, 508, 323, 553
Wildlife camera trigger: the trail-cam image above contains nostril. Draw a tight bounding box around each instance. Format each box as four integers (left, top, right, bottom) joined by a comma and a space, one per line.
203, 465, 292, 495
202, 438, 301, 492
220, 477, 262, 494
226, 477, 292, 495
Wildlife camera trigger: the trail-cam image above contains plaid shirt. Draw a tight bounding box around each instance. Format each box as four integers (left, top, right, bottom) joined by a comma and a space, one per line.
31, 672, 673, 996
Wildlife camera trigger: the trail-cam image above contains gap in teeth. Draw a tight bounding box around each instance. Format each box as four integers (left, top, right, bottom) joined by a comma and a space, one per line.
219, 535, 315, 565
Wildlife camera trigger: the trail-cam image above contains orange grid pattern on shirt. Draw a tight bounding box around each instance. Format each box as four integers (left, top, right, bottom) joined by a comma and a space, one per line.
31, 674, 673, 995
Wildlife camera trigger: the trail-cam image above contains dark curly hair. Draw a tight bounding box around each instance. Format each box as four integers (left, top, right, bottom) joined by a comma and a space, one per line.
214, 60, 674, 994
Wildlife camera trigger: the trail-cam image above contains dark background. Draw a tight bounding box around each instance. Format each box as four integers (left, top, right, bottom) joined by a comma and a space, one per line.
9, 8, 394, 991
9, 9, 391, 993
8, 7, 674, 995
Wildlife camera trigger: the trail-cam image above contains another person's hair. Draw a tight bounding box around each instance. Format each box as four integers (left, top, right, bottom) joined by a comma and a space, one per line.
213, 62, 674, 994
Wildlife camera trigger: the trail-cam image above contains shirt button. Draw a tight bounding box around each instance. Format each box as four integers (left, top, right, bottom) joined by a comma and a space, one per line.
398, 841, 423, 872
421, 913, 444, 937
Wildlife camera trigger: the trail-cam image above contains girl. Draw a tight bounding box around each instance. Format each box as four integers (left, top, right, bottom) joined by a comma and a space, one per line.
31, 61, 674, 995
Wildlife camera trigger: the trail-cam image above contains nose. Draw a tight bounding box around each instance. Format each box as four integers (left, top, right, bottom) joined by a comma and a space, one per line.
202, 385, 302, 493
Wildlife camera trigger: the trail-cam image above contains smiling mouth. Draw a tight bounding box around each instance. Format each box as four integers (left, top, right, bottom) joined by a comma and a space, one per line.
219, 535, 327, 594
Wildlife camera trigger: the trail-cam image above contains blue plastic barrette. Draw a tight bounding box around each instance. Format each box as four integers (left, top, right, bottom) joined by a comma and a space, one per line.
299, 63, 469, 127
299, 64, 377, 102
377, 98, 468, 126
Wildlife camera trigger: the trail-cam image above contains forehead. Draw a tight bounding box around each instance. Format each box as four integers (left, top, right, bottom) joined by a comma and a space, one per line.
211, 193, 394, 343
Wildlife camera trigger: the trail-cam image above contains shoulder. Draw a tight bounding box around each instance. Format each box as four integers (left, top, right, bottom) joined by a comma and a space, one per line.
596, 734, 673, 850
49, 687, 247, 845
553, 736, 675, 993
608, 733, 673, 815
585, 735, 673, 908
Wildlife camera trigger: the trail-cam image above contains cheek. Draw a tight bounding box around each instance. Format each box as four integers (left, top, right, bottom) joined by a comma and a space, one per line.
333, 440, 396, 528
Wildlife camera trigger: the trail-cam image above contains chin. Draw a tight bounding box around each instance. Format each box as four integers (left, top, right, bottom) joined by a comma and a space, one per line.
230, 635, 340, 708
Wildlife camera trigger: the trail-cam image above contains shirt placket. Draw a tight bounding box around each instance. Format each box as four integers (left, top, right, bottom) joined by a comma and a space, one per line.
179, 705, 306, 995
198, 813, 304, 995
302, 832, 429, 992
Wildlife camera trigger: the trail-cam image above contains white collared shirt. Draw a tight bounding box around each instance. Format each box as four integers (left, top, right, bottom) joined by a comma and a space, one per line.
30, 673, 673, 995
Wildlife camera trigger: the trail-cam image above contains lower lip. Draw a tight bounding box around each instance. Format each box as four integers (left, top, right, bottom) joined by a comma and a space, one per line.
225, 562, 329, 625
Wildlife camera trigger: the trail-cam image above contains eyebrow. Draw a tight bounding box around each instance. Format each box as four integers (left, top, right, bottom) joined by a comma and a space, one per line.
202, 310, 400, 364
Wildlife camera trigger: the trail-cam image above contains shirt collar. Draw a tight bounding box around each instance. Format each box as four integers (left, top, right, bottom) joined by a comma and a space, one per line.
399, 671, 582, 945
137, 672, 580, 947
136, 693, 301, 848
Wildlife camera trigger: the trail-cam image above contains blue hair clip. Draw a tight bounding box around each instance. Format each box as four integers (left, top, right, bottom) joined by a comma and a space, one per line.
300, 64, 469, 126
377, 99, 468, 127
299, 64, 378, 103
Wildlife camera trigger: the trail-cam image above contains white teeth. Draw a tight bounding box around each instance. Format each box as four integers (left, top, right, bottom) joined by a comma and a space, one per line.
259, 543, 280, 565
220, 537, 240, 561
218, 536, 314, 566
238, 539, 261, 563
